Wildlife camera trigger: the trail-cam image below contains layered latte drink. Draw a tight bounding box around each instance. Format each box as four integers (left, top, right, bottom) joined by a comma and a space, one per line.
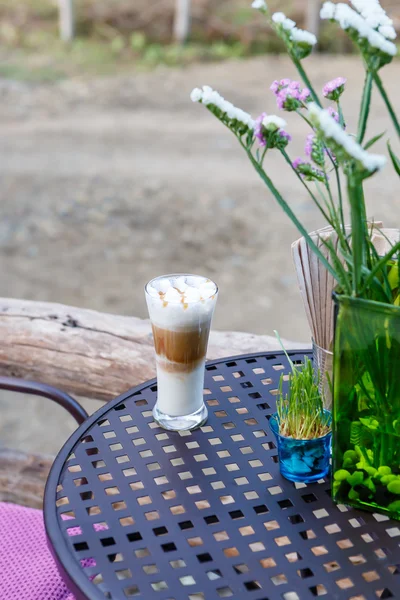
145, 274, 218, 431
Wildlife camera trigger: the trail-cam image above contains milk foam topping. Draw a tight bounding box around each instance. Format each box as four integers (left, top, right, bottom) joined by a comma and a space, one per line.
146, 274, 218, 329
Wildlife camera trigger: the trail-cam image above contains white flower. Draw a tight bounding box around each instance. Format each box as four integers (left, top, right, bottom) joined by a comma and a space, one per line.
367, 29, 397, 55
322, 2, 397, 55
272, 12, 285, 23
262, 115, 287, 130
308, 103, 386, 172
272, 12, 296, 31
351, 0, 396, 39
191, 85, 255, 130
364, 14, 382, 29
190, 88, 203, 103
290, 27, 317, 46
320, 2, 336, 20
201, 86, 226, 110
272, 12, 317, 52
283, 18, 296, 30
379, 25, 397, 40
224, 101, 237, 119
251, 0, 267, 9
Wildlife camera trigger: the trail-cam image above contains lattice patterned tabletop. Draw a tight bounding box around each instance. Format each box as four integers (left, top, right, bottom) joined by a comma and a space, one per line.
45, 351, 400, 600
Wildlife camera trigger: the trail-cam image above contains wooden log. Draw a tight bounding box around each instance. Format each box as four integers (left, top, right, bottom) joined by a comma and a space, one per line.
0, 448, 52, 509
0, 298, 305, 401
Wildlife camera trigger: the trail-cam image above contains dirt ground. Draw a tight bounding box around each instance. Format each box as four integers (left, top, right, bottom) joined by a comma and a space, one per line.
1, 55, 399, 455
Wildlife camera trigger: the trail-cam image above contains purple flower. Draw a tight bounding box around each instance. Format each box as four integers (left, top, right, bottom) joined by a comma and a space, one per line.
305, 134, 326, 167
270, 78, 310, 111
271, 79, 301, 96
276, 89, 287, 110
322, 77, 347, 101
279, 130, 292, 142
255, 112, 267, 146
292, 157, 305, 170
299, 87, 311, 102
270, 80, 280, 93
327, 106, 340, 123
276, 87, 302, 111
292, 158, 325, 182
305, 134, 314, 157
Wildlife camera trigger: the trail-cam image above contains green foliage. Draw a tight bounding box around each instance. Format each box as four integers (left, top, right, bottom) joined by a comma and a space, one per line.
130, 32, 147, 52
230, 7, 254, 26
110, 35, 125, 54
0, 62, 64, 82
0, 0, 385, 83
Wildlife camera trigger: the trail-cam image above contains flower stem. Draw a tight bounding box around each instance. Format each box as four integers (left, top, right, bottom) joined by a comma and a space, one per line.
260, 146, 268, 165
372, 70, 400, 138
347, 171, 365, 295
280, 148, 333, 224
330, 155, 346, 241
337, 100, 345, 129
296, 110, 314, 128
357, 71, 373, 144
291, 56, 322, 107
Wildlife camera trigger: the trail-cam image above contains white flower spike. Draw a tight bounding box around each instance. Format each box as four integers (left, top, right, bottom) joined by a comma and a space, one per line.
251, 0, 267, 10
272, 12, 295, 31
378, 25, 397, 40
272, 11, 317, 48
290, 28, 317, 45
308, 103, 386, 173
272, 12, 285, 23
320, 2, 397, 56
190, 86, 255, 131
190, 88, 203, 103
350, 0, 396, 40
320, 2, 336, 20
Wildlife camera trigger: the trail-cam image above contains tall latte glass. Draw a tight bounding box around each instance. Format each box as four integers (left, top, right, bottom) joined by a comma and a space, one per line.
145, 274, 218, 431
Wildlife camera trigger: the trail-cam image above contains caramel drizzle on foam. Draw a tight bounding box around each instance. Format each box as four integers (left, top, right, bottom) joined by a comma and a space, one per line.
158, 280, 215, 310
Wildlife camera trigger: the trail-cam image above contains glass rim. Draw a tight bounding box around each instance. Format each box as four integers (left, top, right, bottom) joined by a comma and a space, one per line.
145, 273, 219, 304
333, 292, 400, 316
312, 339, 333, 356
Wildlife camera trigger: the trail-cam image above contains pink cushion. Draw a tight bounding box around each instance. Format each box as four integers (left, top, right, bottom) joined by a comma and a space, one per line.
0, 502, 74, 600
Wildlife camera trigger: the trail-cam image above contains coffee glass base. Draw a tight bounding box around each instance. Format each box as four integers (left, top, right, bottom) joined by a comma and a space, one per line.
152, 402, 208, 432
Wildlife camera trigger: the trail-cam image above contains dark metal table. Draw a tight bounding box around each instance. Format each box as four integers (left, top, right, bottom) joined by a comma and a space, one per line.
45, 351, 400, 600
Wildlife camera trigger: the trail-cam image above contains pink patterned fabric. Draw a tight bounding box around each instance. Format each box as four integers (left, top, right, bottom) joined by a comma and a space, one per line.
0, 502, 74, 600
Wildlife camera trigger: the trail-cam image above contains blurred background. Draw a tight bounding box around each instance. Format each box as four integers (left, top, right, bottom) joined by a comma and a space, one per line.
0, 1, 400, 453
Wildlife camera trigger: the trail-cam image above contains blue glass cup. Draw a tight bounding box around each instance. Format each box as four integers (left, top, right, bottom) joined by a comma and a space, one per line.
269, 411, 332, 483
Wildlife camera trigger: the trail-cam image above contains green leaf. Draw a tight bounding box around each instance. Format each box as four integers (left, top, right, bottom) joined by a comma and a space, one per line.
360, 417, 379, 431
363, 131, 385, 150
360, 240, 400, 295
357, 71, 373, 144
319, 237, 352, 295
388, 142, 400, 176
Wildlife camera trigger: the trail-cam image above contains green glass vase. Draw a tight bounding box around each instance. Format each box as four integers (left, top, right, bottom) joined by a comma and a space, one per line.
333, 295, 400, 519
